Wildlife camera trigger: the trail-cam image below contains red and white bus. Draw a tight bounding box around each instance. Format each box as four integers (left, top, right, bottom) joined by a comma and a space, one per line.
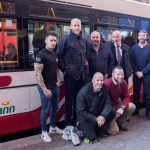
0, 0, 147, 135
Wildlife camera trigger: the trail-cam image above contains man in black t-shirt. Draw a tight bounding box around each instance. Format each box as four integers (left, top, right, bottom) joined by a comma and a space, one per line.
34, 31, 63, 143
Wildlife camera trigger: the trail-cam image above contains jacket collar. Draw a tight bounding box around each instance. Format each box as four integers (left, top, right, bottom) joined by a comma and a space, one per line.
87, 82, 103, 97
110, 42, 128, 51
70, 30, 82, 40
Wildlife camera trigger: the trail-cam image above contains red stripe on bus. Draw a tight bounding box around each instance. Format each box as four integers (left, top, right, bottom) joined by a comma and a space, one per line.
59, 83, 65, 102
0, 76, 12, 87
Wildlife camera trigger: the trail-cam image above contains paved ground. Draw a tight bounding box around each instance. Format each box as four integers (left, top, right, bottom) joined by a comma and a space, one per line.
1, 109, 150, 150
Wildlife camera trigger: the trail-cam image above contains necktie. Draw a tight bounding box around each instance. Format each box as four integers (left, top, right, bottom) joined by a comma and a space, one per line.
116, 45, 122, 64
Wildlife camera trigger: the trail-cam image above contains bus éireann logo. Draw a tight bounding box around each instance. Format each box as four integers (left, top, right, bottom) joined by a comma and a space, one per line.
0, 106, 15, 115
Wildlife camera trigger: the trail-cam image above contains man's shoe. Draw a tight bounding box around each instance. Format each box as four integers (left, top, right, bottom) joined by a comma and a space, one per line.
49, 126, 63, 134
146, 114, 150, 120
41, 131, 52, 142
98, 132, 108, 138
118, 125, 128, 131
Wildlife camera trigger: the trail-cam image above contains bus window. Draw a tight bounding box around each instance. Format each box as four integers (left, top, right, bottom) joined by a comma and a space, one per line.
0, 18, 18, 70
96, 26, 137, 47
28, 20, 90, 64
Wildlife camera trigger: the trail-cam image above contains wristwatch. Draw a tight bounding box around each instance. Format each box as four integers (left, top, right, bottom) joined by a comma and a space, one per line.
120, 106, 126, 110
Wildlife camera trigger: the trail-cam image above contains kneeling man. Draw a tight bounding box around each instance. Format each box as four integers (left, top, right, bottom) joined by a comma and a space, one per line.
76, 72, 116, 143
104, 66, 135, 135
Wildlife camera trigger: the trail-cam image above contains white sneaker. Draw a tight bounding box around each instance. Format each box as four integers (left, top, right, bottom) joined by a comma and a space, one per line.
49, 126, 63, 134
41, 131, 52, 142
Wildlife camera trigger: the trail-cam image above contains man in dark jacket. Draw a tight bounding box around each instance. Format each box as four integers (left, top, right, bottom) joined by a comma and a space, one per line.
56, 18, 89, 126
88, 31, 113, 81
109, 30, 132, 84
76, 72, 116, 142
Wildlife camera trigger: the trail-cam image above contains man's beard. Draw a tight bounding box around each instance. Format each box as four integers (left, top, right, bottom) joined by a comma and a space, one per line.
139, 39, 147, 44
92, 42, 99, 47
114, 77, 123, 84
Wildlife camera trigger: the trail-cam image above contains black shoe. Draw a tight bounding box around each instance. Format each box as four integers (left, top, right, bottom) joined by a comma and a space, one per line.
146, 114, 150, 120
118, 125, 128, 131
98, 132, 108, 138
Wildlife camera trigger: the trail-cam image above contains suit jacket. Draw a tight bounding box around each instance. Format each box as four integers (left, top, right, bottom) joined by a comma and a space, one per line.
109, 42, 132, 78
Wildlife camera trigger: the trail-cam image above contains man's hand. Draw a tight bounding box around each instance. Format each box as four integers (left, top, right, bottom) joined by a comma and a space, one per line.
97, 116, 105, 127
135, 71, 144, 78
138, 72, 144, 78
56, 81, 61, 87
115, 108, 124, 119
44, 89, 52, 97
104, 74, 108, 80
64, 71, 66, 75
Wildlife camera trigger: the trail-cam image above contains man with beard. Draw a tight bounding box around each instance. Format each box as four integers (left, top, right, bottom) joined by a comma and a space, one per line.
104, 66, 135, 135
76, 72, 116, 143
88, 31, 113, 81
56, 18, 88, 126
109, 30, 132, 84
132, 30, 150, 119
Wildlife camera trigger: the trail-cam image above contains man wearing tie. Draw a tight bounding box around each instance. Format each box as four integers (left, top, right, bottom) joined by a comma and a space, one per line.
109, 30, 132, 84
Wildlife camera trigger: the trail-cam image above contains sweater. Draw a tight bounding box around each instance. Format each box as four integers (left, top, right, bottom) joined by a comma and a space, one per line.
132, 44, 150, 75
88, 43, 113, 77
104, 78, 130, 108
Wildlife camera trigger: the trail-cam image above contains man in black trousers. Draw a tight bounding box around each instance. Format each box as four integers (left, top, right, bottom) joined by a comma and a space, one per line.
56, 18, 89, 126
76, 72, 116, 143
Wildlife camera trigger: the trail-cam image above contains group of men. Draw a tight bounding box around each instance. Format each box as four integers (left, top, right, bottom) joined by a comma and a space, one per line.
34, 18, 150, 143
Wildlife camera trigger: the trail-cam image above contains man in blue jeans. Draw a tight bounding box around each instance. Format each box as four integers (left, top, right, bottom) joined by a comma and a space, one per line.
34, 31, 63, 143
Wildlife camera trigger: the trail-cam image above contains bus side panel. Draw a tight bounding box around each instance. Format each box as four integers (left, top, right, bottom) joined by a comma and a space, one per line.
0, 87, 30, 135
29, 86, 41, 128
0, 113, 30, 135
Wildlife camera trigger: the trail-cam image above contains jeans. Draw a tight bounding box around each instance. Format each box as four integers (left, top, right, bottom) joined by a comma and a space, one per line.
38, 85, 60, 131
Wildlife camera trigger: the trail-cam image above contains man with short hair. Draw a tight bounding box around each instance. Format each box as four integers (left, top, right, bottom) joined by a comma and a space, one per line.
104, 66, 135, 135
76, 72, 116, 143
132, 30, 150, 119
56, 18, 88, 126
34, 31, 63, 143
109, 30, 132, 84
88, 31, 113, 81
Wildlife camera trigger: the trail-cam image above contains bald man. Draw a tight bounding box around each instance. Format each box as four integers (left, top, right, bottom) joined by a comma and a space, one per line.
109, 30, 132, 84
56, 18, 89, 126
76, 72, 116, 143
88, 31, 113, 81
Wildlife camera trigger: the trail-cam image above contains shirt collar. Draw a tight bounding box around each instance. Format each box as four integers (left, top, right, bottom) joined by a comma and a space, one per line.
138, 41, 147, 48
112, 77, 120, 86
114, 43, 121, 47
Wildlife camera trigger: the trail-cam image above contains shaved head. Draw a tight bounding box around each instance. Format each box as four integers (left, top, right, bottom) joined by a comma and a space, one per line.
92, 72, 103, 80
70, 18, 81, 35
92, 72, 103, 91
90, 31, 100, 48
71, 18, 81, 25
